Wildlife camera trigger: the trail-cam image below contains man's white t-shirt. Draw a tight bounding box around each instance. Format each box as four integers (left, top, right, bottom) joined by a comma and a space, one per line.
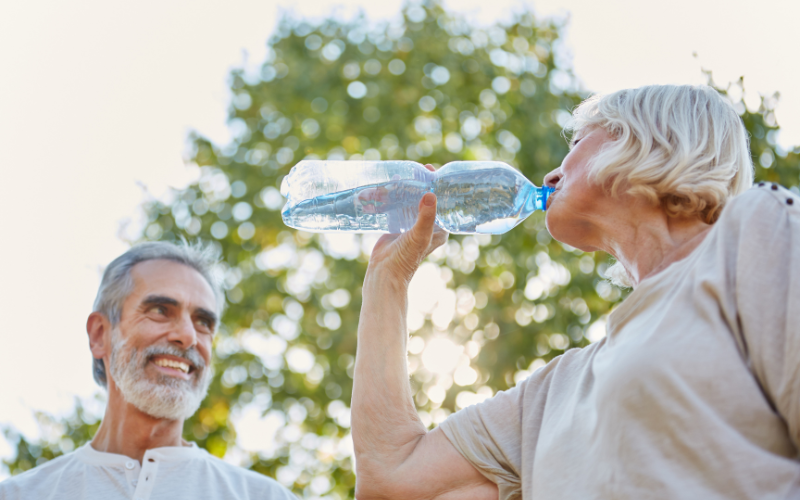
0, 441, 295, 500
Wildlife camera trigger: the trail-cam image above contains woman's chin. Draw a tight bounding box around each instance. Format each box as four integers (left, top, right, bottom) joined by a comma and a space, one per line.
544, 208, 566, 241
545, 211, 592, 251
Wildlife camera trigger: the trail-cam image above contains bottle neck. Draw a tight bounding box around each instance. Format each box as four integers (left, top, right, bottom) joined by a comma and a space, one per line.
522, 183, 553, 218
538, 186, 554, 211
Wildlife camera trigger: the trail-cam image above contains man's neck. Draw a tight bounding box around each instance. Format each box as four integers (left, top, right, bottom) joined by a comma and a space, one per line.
91, 384, 187, 463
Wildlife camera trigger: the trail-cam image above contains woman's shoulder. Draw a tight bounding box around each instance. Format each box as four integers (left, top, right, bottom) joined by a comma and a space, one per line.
720, 182, 798, 224
713, 183, 799, 245
716, 184, 800, 443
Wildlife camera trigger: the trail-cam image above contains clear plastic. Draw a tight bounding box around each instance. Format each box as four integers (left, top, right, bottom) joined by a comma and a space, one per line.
280, 160, 553, 234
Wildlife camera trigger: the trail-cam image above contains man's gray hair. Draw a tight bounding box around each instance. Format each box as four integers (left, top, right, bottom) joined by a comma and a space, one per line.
91, 240, 224, 388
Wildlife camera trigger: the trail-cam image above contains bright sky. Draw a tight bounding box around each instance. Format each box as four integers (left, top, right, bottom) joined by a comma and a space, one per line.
1, 0, 798, 467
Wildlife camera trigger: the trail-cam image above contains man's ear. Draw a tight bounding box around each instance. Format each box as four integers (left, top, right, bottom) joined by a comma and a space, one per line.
87, 312, 111, 360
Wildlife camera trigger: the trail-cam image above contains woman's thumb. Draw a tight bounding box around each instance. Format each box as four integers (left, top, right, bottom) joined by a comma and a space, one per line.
407, 192, 437, 252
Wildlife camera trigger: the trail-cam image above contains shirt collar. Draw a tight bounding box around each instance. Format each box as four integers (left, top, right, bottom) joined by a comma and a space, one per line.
75, 441, 203, 466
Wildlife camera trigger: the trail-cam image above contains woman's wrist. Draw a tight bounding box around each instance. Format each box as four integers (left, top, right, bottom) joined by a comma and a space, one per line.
363, 263, 411, 297
360, 269, 409, 332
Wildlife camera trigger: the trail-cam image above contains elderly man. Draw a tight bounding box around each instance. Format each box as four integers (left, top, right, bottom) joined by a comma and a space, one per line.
0, 242, 294, 499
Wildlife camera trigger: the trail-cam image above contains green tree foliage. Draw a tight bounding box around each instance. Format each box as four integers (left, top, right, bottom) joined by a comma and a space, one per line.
3, 401, 100, 477
4, 1, 799, 498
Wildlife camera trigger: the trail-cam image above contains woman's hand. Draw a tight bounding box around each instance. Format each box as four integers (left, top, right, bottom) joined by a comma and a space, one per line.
366, 164, 449, 286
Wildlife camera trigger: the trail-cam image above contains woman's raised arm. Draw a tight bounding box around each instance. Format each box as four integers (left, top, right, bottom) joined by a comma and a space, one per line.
351, 167, 497, 500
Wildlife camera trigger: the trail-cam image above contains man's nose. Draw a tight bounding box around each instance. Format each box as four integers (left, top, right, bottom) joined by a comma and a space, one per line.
543, 167, 563, 189
168, 314, 197, 348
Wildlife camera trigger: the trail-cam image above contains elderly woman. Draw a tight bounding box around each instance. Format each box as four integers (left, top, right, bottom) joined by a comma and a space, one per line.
351, 85, 800, 500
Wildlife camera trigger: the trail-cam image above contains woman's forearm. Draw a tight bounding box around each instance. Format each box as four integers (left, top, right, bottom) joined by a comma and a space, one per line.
350, 191, 456, 499
351, 268, 427, 491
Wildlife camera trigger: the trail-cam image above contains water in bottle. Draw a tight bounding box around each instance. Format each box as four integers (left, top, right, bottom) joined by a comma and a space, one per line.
280, 160, 554, 234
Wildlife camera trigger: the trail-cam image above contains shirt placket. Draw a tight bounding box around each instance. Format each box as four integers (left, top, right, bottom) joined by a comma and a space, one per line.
132, 452, 160, 500
123, 458, 141, 493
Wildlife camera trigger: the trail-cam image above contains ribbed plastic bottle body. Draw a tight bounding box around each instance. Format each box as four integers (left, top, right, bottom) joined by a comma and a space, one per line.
281, 160, 552, 234
281, 160, 435, 233
433, 161, 542, 234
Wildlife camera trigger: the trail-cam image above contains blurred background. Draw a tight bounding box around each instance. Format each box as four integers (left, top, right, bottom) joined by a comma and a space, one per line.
1, 0, 799, 497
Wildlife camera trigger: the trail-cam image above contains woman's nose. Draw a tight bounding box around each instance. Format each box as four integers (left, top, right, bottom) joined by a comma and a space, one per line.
543, 168, 563, 189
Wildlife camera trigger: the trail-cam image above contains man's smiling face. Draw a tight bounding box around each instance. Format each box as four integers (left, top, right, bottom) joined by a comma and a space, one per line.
107, 259, 218, 421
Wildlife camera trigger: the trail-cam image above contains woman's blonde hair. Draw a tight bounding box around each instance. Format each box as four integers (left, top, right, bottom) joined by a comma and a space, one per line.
567, 85, 754, 286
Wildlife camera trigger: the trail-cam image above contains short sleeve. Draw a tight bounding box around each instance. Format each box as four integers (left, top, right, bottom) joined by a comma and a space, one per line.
438, 355, 564, 500
731, 185, 800, 448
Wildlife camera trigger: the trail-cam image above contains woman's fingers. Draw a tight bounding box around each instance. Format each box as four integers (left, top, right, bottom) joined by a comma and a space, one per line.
424, 163, 436, 172
367, 168, 442, 282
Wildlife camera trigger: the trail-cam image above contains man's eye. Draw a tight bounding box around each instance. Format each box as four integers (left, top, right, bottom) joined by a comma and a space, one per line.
150, 306, 167, 315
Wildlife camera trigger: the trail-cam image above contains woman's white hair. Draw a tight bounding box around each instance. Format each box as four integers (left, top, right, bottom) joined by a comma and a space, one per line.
567, 84, 754, 286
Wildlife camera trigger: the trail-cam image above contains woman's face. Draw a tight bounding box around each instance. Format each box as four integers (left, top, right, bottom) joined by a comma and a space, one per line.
543, 127, 617, 252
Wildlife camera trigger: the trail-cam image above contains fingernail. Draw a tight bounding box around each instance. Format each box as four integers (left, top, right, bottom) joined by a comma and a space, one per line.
423, 193, 435, 206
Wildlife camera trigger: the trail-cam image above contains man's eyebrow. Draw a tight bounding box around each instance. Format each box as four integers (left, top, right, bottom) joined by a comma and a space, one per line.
195, 307, 218, 326
142, 295, 179, 307
141, 295, 217, 326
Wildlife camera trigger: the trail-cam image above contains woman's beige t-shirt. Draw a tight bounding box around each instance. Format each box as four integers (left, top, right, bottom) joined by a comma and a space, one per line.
439, 185, 800, 500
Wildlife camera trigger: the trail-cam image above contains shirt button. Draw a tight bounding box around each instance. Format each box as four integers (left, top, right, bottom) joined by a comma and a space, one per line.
126, 461, 136, 470
132, 479, 138, 486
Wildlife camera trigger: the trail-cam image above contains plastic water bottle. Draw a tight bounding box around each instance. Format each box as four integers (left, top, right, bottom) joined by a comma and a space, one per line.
280, 160, 554, 234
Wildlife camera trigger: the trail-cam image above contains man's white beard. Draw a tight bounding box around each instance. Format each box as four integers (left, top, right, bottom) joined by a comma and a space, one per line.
108, 328, 212, 421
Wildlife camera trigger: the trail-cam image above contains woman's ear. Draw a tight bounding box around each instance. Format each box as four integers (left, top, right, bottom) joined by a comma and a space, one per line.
87, 312, 111, 360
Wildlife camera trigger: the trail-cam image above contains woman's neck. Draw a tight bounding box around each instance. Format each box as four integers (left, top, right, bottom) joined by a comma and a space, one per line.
594, 202, 713, 287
